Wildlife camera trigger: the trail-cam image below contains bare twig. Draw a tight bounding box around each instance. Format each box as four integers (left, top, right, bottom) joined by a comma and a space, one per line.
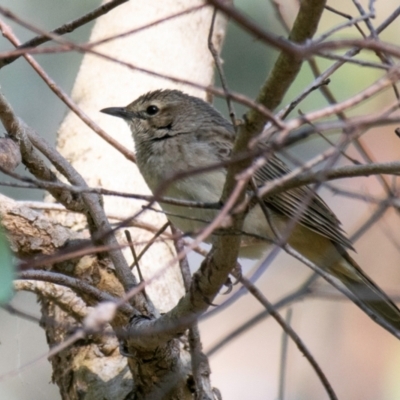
205, 274, 318, 353
0, 21, 136, 163
19, 270, 134, 315
278, 308, 293, 400
208, 8, 236, 125
239, 276, 338, 400
172, 225, 216, 400
0, 0, 129, 68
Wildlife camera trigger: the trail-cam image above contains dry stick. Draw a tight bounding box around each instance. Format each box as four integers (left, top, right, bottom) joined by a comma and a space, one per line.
272, 103, 400, 161
19, 270, 134, 316
315, 53, 389, 69
349, 2, 400, 192
318, 6, 370, 41
208, 8, 236, 125
18, 200, 193, 237
348, 201, 390, 244
2, 304, 41, 324
352, 0, 393, 66
269, 0, 290, 34
258, 160, 400, 205
87, 4, 206, 49
0, 328, 86, 383
265, 5, 400, 143
246, 0, 327, 136
271, 69, 400, 146
0, 94, 86, 212
205, 273, 319, 353
279, 78, 330, 120
206, 0, 300, 56
369, 0, 376, 15
307, 58, 395, 195
0, 21, 136, 163
378, 213, 400, 254
326, 185, 392, 206
305, 37, 400, 60
125, 230, 140, 272
135, 222, 170, 264
16, 227, 176, 271
0, 0, 129, 68
239, 276, 338, 400
278, 308, 292, 400
171, 225, 216, 400
124, 230, 149, 304
296, 111, 360, 165
1, 3, 206, 67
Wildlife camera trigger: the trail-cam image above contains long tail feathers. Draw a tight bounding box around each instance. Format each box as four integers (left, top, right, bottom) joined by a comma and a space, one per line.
332, 252, 400, 338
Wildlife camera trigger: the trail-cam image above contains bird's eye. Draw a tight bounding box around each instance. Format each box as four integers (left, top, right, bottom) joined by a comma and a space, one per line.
146, 105, 159, 115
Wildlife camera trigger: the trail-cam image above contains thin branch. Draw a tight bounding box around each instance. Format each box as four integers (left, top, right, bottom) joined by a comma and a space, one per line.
239, 276, 338, 400
172, 225, 216, 400
0, 91, 85, 212
206, 0, 300, 57
258, 160, 400, 199
2, 304, 41, 324
0, 0, 129, 68
208, 8, 236, 125
278, 308, 292, 400
205, 274, 319, 354
244, 0, 327, 137
19, 270, 134, 316
323, 5, 368, 39
0, 21, 136, 163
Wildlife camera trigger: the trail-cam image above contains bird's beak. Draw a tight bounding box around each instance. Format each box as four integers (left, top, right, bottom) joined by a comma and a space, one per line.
100, 107, 137, 120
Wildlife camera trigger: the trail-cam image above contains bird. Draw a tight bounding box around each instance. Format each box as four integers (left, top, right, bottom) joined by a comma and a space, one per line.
101, 89, 400, 338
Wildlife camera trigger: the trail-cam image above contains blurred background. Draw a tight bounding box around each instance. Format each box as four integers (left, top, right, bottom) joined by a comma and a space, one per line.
1, 0, 400, 399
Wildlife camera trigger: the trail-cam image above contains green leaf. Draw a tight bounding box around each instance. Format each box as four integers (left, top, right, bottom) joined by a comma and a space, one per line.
0, 226, 14, 304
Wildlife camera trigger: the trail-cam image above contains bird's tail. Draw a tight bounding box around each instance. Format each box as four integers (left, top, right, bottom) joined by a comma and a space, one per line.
288, 227, 400, 338
329, 251, 400, 337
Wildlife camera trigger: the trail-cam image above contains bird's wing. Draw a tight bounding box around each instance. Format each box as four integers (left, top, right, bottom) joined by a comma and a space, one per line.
210, 125, 353, 249
253, 154, 354, 250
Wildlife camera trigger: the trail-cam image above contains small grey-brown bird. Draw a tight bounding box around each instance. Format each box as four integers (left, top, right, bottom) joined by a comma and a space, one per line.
101, 89, 400, 338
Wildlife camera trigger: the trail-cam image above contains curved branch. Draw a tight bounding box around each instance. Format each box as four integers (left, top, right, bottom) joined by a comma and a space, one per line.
259, 160, 400, 198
